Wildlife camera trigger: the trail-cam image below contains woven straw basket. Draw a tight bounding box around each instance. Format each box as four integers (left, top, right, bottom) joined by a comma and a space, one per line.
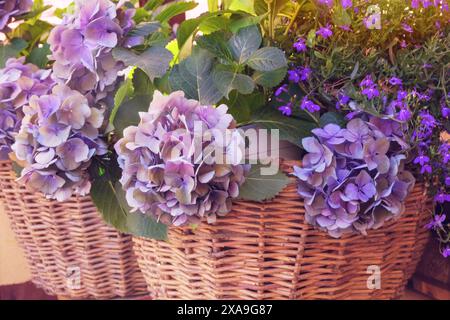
133, 160, 431, 300
0, 160, 147, 299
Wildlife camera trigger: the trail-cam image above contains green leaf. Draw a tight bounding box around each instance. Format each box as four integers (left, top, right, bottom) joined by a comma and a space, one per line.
332, 5, 352, 26
306, 29, 316, 48
252, 67, 287, 88
229, 13, 267, 33
213, 66, 255, 98
0, 39, 28, 68
90, 175, 167, 240
246, 47, 287, 71
196, 32, 234, 63
155, 1, 198, 23
199, 16, 229, 34
227, 91, 264, 123
228, 25, 262, 64
319, 112, 347, 128
144, 0, 165, 10
252, 109, 316, 147
238, 164, 290, 202
169, 49, 223, 105
113, 95, 152, 136
132, 68, 154, 95
112, 46, 172, 81
129, 22, 161, 37
177, 16, 205, 51
110, 77, 134, 125
26, 43, 50, 68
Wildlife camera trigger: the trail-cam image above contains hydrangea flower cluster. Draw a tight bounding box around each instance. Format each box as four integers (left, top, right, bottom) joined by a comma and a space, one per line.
12, 84, 107, 201
293, 116, 415, 237
0, 0, 32, 33
47, 0, 135, 102
0, 57, 54, 160
115, 91, 249, 227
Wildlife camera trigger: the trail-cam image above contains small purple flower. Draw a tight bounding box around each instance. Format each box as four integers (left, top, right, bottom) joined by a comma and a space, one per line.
414, 154, 430, 166
411, 0, 420, 8
341, 0, 352, 9
288, 69, 300, 83
278, 103, 292, 116
443, 246, 450, 258
401, 23, 413, 33
425, 214, 446, 229
364, 13, 381, 30
419, 110, 437, 129
274, 84, 288, 97
316, 25, 333, 38
389, 77, 403, 86
442, 106, 450, 118
299, 66, 311, 81
361, 86, 380, 99
300, 97, 321, 113
435, 192, 450, 203
445, 176, 450, 186
397, 108, 412, 122
318, 0, 333, 7
397, 90, 408, 100
360, 75, 375, 88
293, 38, 307, 52
420, 164, 432, 174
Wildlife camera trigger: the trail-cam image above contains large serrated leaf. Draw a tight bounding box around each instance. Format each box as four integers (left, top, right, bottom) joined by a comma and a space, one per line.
213, 66, 255, 98
252, 67, 287, 88
238, 164, 290, 202
90, 175, 167, 240
169, 49, 223, 105
252, 108, 317, 147
113, 94, 152, 137
112, 46, 172, 81
228, 25, 262, 64
155, 1, 197, 23
246, 47, 287, 72
129, 21, 161, 37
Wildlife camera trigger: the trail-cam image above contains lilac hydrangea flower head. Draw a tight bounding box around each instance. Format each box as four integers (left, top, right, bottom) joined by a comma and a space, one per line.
12, 84, 106, 201
47, 0, 136, 103
293, 116, 415, 237
115, 91, 250, 226
0, 57, 54, 160
0, 0, 32, 32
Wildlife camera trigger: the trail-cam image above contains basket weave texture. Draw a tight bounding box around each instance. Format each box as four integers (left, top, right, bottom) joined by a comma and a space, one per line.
133, 160, 431, 300
0, 160, 147, 299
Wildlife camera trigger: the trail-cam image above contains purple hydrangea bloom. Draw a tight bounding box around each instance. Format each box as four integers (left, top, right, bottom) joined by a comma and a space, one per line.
48, 0, 136, 103
12, 84, 107, 201
293, 116, 415, 237
0, 58, 54, 160
0, 0, 32, 32
115, 91, 249, 226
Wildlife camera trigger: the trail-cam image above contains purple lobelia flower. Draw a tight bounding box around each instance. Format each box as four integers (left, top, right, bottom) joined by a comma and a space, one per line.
425, 213, 446, 229
12, 84, 106, 201
48, 0, 135, 103
0, 0, 32, 33
293, 115, 415, 237
293, 38, 307, 52
115, 91, 249, 227
300, 97, 321, 113
316, 25, 333, 38
443, 246, 450, 258
0, 58, 55, 160
341, 0, 352, 9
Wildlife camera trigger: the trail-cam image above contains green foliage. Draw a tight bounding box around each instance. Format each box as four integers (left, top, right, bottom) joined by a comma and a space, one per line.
0, 38, 28, 67
90, 157, 167, 240
238, 164, 290, 202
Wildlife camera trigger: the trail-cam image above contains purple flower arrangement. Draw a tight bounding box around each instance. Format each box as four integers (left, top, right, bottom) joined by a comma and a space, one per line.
47, 0, 135, 103
115, 91, 249, 227
294, 117, 415, 237
12, 84, 107, 201
0, 0, 32, 33
0, 58, 54, 160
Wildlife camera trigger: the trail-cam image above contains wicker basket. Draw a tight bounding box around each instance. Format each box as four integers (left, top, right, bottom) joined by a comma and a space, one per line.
133, 160, 431, 300
0, 160, 147, 299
